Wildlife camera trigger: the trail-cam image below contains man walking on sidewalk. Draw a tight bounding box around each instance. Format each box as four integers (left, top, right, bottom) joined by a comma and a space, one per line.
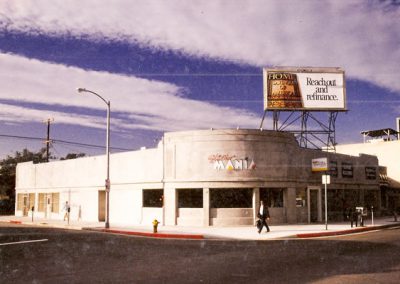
257, 200, 270, 233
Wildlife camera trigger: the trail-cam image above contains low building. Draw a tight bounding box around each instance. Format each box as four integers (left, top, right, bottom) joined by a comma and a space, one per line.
15, 129, 380, 226
336, 128, 400, 214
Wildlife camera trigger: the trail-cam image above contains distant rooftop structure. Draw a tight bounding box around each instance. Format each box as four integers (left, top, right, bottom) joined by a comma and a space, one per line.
361, 128, 399, 143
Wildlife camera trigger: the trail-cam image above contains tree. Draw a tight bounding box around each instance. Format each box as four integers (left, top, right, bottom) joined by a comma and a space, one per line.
0, 149, 86, 213
0, 148, 48, 209
60, 153, 86, 160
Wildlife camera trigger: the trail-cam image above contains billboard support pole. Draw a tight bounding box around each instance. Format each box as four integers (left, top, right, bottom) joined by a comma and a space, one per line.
273, 111, 279, 130
300, 111, 309, 148
328, 111, 338, 152
259, 110, 268, 129
324, 174, 328, 230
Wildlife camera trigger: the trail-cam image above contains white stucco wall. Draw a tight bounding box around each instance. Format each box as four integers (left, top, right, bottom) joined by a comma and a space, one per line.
15, 147, 163, 224
15, 129, 382, 226
336, 140, 400, 184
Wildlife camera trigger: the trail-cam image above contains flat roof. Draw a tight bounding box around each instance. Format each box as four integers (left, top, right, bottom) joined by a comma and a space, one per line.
361, 128, 399, 138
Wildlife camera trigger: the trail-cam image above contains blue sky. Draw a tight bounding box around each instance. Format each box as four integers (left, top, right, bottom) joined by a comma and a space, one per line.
0, 0, 399, 159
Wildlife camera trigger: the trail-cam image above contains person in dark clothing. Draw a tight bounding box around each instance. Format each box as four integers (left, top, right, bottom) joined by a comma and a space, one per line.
348, 207, 358, 228
257, 200, 270, 233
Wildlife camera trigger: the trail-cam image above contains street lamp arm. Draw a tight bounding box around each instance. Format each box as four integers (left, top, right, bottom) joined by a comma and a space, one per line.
77, 88, 109, 106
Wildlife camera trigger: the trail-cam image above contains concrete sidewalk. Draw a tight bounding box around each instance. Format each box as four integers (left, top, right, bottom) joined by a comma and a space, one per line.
1, 215, 399, 240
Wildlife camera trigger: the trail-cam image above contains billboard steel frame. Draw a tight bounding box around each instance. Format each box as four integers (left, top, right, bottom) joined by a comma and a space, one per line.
260, 110, 339, 151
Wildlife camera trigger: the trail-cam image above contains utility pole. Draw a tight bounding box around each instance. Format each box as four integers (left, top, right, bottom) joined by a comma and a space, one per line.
44, 118, 53, 162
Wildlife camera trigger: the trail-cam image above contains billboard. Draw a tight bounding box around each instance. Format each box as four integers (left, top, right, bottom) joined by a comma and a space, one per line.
263, 67, 346, 111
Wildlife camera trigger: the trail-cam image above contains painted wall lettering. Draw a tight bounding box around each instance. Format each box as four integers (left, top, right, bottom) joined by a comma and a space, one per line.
208, 154, 256, 171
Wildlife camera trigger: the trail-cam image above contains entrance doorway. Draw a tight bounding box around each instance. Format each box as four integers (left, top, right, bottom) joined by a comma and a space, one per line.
45, 194, 52, 218
307, 187, 322, 223
98, 191, 106, 222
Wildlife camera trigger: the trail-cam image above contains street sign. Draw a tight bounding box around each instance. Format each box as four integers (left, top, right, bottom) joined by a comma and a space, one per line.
322, 174, 331, 184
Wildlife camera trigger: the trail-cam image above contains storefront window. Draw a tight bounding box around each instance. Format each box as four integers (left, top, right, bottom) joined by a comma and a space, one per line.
51, 193, 59, 213
328, 189, 346, 221
178, 189, 203, 208
29, 193, 35, 210
296, 189, 307, 207
16, 193, 24, 210
260, 188, 284, 208
380, 187, 388, 208
365, 190, 379, 209
38, 193, 46, 212
344, 189, 359, 208
143, 189, 163, 207
210, 188, 252, 208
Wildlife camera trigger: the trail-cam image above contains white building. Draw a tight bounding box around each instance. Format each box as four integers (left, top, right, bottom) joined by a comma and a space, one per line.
15, 129, 380, 226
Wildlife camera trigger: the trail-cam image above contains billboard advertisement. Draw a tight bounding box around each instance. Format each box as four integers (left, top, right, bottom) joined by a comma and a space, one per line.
263, 68, 346, 111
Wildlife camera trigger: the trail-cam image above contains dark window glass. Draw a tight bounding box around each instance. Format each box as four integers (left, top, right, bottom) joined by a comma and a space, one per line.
210, 188, 252, 208
342, 162, 353, 178
143, 189, 163, 207
365, 167, 377, 180
329, 161, 338, 177
260, 188, 284, 208
296, 188, 307, 207
178, 189, 203, 208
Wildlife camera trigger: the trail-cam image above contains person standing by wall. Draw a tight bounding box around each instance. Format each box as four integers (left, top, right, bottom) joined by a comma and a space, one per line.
257, 200, 270, 233
63, 201, 70, 221
348, 207, 358, 228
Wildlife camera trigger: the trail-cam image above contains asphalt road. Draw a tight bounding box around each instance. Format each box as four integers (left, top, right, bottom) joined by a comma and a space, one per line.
1, 223, 400, 283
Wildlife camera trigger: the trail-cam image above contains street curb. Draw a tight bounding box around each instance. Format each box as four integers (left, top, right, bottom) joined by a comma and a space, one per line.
2, 219, 398, 240
84, 228, 205, 240
296, 223, 400, 238
0, 220, 22, 224
0, 220, 85, 231
2, 220, 205, 239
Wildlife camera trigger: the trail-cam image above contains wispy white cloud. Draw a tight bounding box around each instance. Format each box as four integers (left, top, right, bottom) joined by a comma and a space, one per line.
0, 103, 113, 129
0, 53, 260, 130
1, 0, 399, 93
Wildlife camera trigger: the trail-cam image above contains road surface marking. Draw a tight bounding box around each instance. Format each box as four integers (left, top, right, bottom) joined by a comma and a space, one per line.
0, 239, 48, 246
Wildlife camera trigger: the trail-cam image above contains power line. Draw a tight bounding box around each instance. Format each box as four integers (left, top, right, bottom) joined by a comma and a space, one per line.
53, 139, 132, 151
0, 133, 134, 152
0, 134, 43, 141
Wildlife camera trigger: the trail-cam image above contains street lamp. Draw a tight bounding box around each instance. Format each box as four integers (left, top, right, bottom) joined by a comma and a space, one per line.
77, 88, 111, 229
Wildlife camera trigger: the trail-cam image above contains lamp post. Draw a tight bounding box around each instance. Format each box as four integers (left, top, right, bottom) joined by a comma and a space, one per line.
322, 173, 330, 230
77, 88, 111, 229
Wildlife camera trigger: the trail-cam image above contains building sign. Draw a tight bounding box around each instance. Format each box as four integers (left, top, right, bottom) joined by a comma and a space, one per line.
208, 154, 256, 171
342, 162, 353, 178
263, 68, 346, 111
365, 167, 377, 180
329, 161, 338, 177
311, 157, 328, 172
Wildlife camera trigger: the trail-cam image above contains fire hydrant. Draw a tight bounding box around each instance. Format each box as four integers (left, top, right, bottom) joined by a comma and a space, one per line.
152, 219, 159, 233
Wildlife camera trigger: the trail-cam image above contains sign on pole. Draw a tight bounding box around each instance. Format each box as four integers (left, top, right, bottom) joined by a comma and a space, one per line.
322, 174, 331, 184
312, 157, 329, 172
